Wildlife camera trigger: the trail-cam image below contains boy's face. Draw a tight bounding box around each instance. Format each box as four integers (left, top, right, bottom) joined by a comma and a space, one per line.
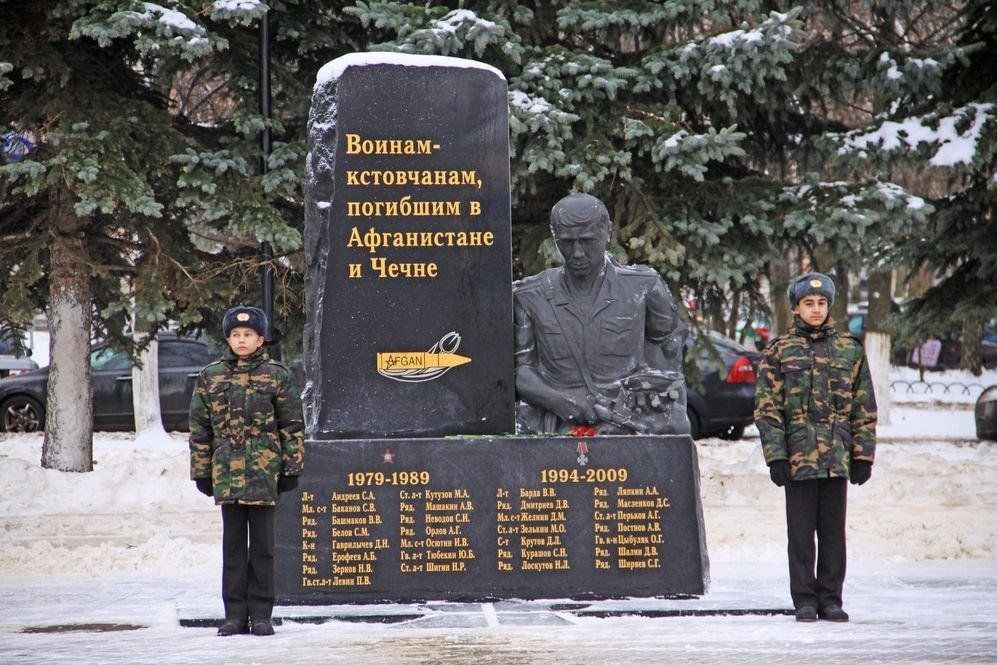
227, 327, 265, 358
792, 294, 829, 327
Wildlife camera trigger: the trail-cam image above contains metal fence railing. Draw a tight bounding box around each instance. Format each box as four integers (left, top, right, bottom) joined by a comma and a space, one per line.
891, 380, 988, 397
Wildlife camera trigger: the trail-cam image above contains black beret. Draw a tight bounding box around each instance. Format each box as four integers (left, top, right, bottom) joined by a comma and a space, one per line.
788, 272, 836, 307
222, 305, 268, 338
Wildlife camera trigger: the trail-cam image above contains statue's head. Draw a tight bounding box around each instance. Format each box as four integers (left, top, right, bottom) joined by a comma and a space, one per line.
549, 193, 610, 280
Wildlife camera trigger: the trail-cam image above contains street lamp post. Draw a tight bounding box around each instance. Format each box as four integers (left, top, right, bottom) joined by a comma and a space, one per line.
259, 9, 278, 357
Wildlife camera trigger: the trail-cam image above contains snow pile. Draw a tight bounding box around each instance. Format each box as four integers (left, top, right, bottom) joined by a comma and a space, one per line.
0, 431, 221, 576
698, 433, 997, 562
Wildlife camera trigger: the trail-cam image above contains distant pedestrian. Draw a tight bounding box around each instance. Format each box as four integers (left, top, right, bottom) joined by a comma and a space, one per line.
754, 272, 876, 622
189, 305, 304, 636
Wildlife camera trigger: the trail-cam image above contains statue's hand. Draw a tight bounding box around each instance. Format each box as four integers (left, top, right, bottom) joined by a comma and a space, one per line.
557, 389, 598, 424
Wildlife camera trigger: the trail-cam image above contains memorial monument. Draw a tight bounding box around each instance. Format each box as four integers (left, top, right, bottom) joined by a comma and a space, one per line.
276, 52, 708, 604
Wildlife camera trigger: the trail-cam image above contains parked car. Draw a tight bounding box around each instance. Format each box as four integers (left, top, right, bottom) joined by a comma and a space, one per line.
0, 333, 224, 433
685, 331, 760, 440
976, 385, 997, 441
0, 327, 38, 379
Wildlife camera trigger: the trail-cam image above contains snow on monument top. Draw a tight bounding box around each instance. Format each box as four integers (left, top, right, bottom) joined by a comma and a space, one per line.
314, 52, 505, 92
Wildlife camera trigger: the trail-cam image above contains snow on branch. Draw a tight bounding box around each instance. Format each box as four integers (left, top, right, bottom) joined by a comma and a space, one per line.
71, 2, 221, 60
365, 8, 518, 61
639, 9, 800, 107
835, 103, 994, 167
210, 0, 267, 25
650, 126, 746, 181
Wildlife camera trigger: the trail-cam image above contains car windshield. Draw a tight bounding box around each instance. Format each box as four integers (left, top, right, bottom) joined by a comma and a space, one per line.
90, 347, 132, 371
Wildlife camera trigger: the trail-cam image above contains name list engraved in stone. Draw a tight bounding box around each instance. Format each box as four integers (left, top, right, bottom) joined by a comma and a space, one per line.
593, 484, 670, 572
400, 487, 477, 573
298, 487, 392, 588
494, 486, 570, 572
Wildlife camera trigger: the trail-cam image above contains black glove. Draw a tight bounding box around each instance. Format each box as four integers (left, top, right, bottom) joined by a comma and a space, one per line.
195, 478, 213, 497
277, 475, 299, 493
850, 460, 872, 485
768, 460, 790, 487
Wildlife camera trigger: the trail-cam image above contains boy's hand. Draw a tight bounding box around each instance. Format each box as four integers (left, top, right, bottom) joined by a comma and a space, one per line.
768, 460, 790, 487
195, 478, 213, 497
278, 475, 299, 493
849, 460, 872, 485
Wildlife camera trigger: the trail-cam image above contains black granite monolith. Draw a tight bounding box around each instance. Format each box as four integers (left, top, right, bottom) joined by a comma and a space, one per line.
304, 53, 514, 439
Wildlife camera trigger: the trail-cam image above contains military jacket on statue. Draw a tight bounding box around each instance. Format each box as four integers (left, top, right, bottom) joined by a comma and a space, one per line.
754, 317, 876, 481
189, 348, 304, 505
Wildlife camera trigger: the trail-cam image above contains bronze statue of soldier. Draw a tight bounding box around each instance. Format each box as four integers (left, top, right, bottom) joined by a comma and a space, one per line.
514, 192, 689, 435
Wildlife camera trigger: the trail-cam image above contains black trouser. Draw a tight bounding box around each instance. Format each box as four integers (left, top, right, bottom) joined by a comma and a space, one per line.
784, 477, 847, 610
221, 503, 276, 622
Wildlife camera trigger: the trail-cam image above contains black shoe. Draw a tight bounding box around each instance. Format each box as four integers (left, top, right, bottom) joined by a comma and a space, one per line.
250, 618, 275, 636
217, 619, 249, 636
819, 604, 849, 622
795, 605, 818, 622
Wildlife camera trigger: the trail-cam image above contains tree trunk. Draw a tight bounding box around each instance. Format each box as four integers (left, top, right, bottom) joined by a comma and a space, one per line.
769, 257, 791, 336
865, 270, 893, 425
727, 289, 741, 340
829, 261, 849, 334
41, 233, 93, 472
961, 317, 983, 376
132, 327, 166, 436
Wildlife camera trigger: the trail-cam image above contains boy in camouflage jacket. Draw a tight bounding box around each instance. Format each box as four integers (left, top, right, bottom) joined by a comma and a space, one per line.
189, 305, 304, 636
754, 272, 876, 623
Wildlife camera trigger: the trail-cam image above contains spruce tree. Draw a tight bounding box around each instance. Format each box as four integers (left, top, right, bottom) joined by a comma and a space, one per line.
0, 1, 357, 468
839, 0, 996, 373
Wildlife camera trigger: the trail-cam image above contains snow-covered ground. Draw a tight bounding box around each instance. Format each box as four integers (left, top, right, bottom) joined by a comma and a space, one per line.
1, 369, 995, 662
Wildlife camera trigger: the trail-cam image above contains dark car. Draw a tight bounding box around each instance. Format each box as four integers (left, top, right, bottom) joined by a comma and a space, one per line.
976, 385, 997, 441
685, 331, 760, 440
0, 333, 224, 433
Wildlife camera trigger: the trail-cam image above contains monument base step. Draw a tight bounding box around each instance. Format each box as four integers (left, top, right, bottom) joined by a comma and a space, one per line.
178, 601, 794, 628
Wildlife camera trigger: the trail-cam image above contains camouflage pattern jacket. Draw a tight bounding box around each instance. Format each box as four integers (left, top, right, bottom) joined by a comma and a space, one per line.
754, 317, 876, 481
189, 348, 304, 505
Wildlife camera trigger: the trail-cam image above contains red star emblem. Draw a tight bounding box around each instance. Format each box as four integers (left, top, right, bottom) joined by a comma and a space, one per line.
382, 448, 395, 464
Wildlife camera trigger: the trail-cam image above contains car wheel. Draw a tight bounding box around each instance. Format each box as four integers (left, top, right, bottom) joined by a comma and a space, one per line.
719, 424, 746, 440
687, 408, 701, 439
0, 395, 45, 433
